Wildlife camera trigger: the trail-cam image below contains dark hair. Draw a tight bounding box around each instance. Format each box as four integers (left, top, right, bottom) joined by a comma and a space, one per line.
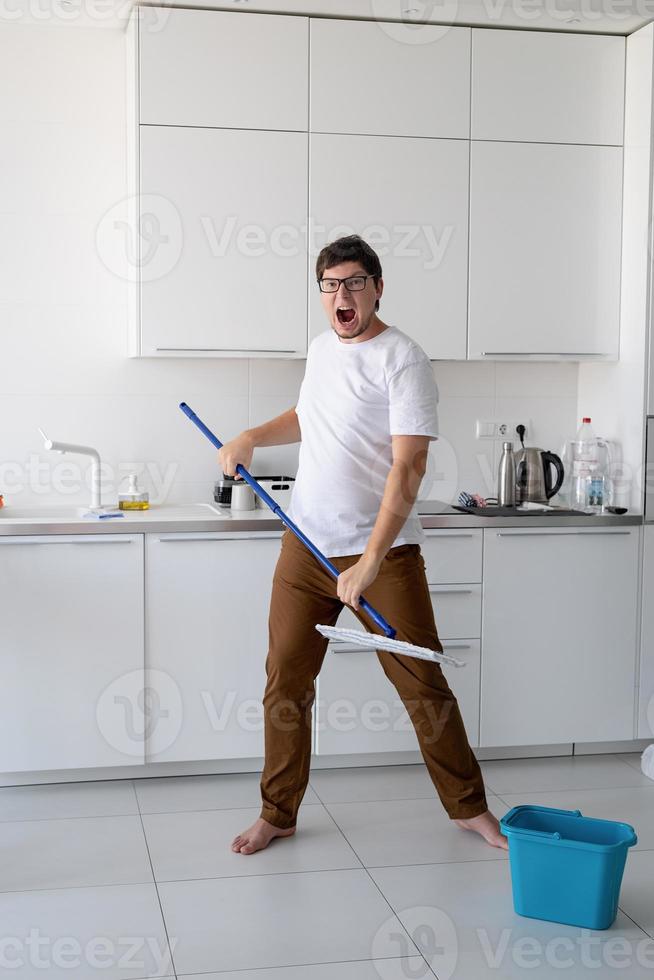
316, 235, 383, 311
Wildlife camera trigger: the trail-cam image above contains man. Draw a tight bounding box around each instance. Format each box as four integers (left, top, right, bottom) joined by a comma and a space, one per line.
220, 235, 507, 855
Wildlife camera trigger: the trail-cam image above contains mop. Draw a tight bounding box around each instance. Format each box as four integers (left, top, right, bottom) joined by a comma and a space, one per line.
180, 402, 465, 668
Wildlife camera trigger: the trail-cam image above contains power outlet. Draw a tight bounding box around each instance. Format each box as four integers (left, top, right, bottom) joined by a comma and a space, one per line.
476, 420, 529, 441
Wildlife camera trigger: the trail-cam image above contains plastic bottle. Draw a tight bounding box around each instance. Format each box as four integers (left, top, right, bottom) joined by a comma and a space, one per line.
570, 418, 601, 511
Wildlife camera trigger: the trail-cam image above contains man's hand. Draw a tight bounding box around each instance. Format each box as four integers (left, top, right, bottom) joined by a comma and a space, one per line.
218, 432, 255, 480
336, 555, 382, 611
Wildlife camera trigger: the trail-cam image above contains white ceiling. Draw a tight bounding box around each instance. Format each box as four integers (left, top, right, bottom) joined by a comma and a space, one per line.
4, 0, 652, 33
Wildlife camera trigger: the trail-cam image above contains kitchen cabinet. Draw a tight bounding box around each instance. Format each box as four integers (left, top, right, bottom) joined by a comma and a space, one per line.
138, 126, 308, 357
471, 29, 625, 145
0, 535, 144, 773
138, 8, 308, 131
468, 141, 623, 359
315, 530, 482, 754
145, 532, 282, 762
481, 527, 639, 746
309, 134, 469, 358
638, 525, 654, 738
310, 19, 470, 138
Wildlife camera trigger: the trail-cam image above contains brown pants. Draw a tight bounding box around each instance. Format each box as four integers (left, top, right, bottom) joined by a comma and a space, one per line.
259, 529, 488, 828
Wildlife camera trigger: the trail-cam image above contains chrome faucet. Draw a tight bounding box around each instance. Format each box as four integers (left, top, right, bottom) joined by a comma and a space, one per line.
38, 428, 102, 512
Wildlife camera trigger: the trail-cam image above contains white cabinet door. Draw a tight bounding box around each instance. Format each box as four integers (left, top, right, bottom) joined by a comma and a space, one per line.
145, 532, 281, 762
310, 19, 470, 138
0, 535, 144, 773
638, 525, 654, 738
481, 528, 639, 747
139, 8, 308, 131
315, 609, 480, 755
309, 134, 469, 359
422, 529, 483, 584
139, 126, 308, 357
472, 30, 625, 145
468, 141, 622, 358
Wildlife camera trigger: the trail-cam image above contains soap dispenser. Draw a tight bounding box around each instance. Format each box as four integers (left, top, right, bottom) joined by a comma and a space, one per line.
119, 473, 149, 511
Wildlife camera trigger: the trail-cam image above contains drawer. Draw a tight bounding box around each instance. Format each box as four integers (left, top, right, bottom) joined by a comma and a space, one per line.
429, 584, 481, 640
421, 530, 482, 584
316, 632, 480, 753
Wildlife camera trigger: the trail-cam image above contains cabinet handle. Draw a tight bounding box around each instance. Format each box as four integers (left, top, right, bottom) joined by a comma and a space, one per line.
157, 532, 281, 542
424, 532, 476, 538
0, 538, 133, 545
479, 351, 611, 357
428, 585, 474, 594
495, 530, 632, 537
155, 347, 298, 354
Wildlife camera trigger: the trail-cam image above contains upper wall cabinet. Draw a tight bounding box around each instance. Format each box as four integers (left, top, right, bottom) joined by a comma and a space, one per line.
139, 126, 308, 357
309, 133, 469, 358
310, 19, 470, 138
468, 141, 622, 359
471, 29, 625, 144
139, 8, 308, 131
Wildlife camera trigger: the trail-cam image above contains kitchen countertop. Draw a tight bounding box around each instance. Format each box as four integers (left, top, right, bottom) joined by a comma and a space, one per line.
0, 501, 642, 535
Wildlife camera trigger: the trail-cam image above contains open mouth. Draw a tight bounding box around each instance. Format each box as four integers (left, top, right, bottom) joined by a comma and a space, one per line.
336, 306, 356, 324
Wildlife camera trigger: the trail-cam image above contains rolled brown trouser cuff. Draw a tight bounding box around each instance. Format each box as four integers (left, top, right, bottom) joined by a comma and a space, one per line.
259, 808, 297, 830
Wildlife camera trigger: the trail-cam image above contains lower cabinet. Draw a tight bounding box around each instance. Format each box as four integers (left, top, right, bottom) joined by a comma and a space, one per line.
315, 530, 483, 755
0, 534, 144, 773
481, 527, 639, 746
145, 532, 281, 762
638, 525, 654, 738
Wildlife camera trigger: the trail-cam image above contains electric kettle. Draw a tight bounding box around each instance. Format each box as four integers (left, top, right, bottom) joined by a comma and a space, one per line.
515, 447, 564, 504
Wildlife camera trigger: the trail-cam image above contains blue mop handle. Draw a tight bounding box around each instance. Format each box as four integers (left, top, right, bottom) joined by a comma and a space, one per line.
179, 401, 396, 639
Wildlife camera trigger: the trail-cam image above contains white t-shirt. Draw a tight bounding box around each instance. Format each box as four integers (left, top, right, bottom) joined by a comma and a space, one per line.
287, 325, 439, 558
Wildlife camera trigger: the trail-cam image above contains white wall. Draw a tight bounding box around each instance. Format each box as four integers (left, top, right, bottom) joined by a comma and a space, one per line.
577, 24, 652, 512
0, 22, 579, 509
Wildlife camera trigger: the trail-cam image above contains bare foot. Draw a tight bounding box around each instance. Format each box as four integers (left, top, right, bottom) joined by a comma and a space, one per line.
454, 809, 509, 850
231, 816, 296, 855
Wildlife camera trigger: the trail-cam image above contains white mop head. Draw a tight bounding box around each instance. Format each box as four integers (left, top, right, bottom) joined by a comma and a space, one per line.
315, 625, 466, 668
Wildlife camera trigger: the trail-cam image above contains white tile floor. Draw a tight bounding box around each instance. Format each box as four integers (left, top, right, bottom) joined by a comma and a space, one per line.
0, 753, 652, 979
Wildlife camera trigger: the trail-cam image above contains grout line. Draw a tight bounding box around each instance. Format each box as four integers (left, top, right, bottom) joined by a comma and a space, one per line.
135, 794, 178, 977
173, 954, 429, 978
307, 781, 431, 972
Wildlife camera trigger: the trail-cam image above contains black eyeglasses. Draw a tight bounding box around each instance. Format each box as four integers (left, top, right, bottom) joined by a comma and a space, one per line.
317, 275, 377, 293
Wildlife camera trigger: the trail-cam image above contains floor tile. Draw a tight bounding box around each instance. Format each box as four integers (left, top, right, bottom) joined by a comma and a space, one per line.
370, 860, 648, 967
0, 883, 172, 980
310, 764, 436, 804
325, 795, 509, 867
480, 753, 654, 796
178, 959, 429, 980
498, 787, 654, 850
142, 805, 361, 880
0, 815, 152, 892
134, 772, 319, 814
621, 752, 651, 775
619, 849, 654, 937
158, 868, 418, 975
446, 947, 654, 978
0, 780, 138, 822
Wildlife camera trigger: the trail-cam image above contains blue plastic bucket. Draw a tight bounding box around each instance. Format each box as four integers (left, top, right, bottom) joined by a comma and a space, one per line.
500, 805, 637, 930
